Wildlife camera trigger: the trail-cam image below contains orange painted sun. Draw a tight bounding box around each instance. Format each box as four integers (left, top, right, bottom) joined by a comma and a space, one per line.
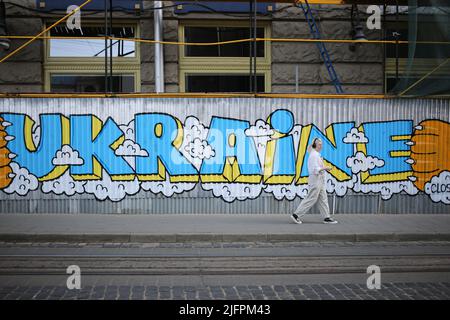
0, 117, 14, 189
409, 119, 450, 191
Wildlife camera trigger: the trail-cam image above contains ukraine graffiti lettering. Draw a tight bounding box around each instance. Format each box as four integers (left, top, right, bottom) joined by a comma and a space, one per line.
0, 110, 449, 204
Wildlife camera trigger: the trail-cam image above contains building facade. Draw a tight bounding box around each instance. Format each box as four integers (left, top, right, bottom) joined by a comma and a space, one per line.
0, 0, 391, 94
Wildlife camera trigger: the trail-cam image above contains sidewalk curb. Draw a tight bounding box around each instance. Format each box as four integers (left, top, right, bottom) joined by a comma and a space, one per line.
1, 233, 450, 243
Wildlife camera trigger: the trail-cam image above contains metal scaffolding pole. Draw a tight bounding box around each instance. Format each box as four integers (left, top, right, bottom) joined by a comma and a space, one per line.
253, 0, 257, 93
109, 0, 113, 92
104, 0, 108, 93
248, 0, 253, 92
154, 1, 165, 93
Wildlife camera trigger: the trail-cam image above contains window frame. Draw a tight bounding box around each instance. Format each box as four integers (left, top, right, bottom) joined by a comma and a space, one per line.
43, 21, 141, 93
178, 20, 272, 93
383, 19, 450, 95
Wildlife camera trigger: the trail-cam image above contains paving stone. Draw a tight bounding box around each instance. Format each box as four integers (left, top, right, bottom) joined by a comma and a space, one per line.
0, 282, 449, 300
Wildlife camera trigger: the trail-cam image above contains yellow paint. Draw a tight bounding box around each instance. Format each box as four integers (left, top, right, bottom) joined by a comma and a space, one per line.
294, 125, 312, 185
230, 157, 262, 183
109, 174, 135, 181
228, 133, 236, 148
110, 135, 124, 151
137, 157, 199, 183
201, 156, 261, 184
137, 158, 166, 181
24, 116, 37, 152
323, 159, 349, 182
263, 139, 295, 184
170, 174, 199, 183
154, 123, 163, 138
391, 135, 412, 141
173, 118, 184, 150
390, 150, 411, 157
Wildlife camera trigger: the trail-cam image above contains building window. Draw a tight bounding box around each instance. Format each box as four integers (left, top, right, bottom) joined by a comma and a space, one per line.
44, 23, 140, 93
179, 21, 271, 93
48, 26, 136, 58
184, 26, 265, 57
186, 74, 265, 93
50, 74, 135, 93
384, 20, 450, 94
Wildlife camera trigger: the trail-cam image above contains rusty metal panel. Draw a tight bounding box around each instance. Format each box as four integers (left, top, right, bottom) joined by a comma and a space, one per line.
0, 97, 449, 214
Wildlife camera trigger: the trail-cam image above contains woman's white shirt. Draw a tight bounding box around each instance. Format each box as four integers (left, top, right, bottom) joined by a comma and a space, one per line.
307, 149, 325, 186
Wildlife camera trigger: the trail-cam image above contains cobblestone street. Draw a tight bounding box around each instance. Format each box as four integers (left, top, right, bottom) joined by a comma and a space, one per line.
0, 240, 449, 300
1, 282, 450, 300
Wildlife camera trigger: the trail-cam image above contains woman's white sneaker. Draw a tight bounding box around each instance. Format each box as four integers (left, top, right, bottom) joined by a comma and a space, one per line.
291, 214, 302, 224
323, 217, 338, 224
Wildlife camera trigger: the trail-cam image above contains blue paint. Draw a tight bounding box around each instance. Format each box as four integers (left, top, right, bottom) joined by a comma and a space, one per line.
361, 120, 413, 175
1, 113, 64, 178
135, 113, 198, 178
200, 117, 261, 177
70, 115, 134, 177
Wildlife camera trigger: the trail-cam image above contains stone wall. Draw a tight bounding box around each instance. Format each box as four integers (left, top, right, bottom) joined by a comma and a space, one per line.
0, 0, 43, 93
0, 1, 384, 94
271, 4, 383, 94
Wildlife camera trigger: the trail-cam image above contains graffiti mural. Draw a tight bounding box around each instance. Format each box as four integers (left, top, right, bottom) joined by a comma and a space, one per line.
0, 109, 449, 204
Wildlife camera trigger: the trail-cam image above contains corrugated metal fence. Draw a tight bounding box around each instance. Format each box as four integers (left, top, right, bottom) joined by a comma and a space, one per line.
0, 97, 449, 214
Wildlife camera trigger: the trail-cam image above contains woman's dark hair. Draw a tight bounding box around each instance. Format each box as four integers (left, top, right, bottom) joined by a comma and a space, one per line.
312, 138, 322, 149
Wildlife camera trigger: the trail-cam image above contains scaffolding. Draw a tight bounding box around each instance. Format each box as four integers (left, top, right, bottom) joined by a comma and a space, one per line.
0, 0, 449, 97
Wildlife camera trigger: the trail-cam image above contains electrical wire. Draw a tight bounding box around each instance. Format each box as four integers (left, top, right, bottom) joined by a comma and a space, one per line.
2, 35, 450, 46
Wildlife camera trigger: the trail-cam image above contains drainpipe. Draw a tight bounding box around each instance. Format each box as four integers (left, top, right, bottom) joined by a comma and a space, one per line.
154, 1, 164, 93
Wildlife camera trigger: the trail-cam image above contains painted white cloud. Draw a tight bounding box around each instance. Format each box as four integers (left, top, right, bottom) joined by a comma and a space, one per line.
326, 173, 357, 197
84, 170, 140, 202
41, 170, 85, 196
117, 121, 144, 169
245, 120, 274, 137
180, 117, 211, 170
183, 116, 208, 141
115, 139, 148, 157
202, 183, 265, 202
32, 124, 40, 146
352, 174, 419, 200
52, 145, 84, 166
264, 183, 308, 201
424, 171, 450, 204
252, 136, 271, 169
184, 138, 215, 160
119, 120, 135, 140
343, 128, 368, 144
264, 171, 355, 200
346, 152, 384, 174
3, 162, 39, 196
290, 125, 303, 153
141, 176, 196, 197
248, 121, 301, 171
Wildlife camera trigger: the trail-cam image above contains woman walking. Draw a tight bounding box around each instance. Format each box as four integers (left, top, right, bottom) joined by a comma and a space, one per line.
291, 138, 338, 224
